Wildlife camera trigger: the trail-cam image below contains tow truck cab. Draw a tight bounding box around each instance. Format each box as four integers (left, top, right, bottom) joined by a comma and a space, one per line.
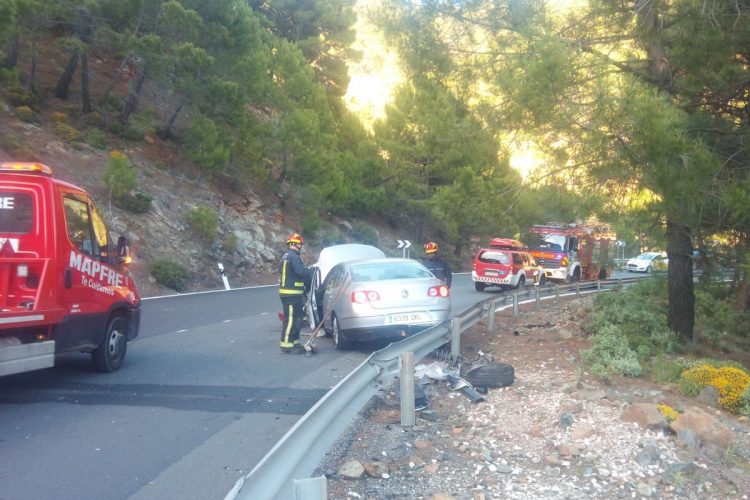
0, 162, 140, 376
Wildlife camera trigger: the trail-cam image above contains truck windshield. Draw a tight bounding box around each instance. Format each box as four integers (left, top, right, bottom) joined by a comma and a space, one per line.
535, 234, 565, 251
0, 191, 33, 234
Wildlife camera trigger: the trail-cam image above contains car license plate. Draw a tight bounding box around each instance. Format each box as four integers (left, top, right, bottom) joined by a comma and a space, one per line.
385, 312, 428, 325
485, 270, 498, 276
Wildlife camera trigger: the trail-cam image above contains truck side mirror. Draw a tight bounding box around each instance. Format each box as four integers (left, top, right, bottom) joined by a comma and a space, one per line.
116, 236, 132, 265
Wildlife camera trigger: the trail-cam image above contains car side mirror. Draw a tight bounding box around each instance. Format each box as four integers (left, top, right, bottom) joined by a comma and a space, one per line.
116, 235, 132, 265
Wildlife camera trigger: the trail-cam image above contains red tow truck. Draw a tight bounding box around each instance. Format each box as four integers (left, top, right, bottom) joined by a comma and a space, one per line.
0, 162, 140, 376
527, 222, 616, 283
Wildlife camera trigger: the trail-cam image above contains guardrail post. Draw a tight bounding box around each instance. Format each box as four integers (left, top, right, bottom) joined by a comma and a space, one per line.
597, 280, 602, 291
451, 318, 461, 358
487, 299, 496, 333
399, 352, 415, 427
554, 284, 559, 303
575, 282, 580, 297
512, 292, 519, 316
535, 286, 540, 309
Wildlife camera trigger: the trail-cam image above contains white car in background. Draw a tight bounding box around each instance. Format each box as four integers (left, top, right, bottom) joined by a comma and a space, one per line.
626, 251, 668, 273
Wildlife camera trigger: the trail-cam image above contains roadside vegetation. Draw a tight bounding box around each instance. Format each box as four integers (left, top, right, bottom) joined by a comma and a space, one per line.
583, 277, 750, 417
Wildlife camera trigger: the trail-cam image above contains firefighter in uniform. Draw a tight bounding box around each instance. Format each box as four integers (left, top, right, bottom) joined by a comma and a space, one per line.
279, 233, 312, 354
422, 241, 452, 288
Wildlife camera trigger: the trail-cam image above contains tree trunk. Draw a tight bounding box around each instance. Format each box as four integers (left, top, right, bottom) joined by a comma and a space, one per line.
158, 99, 186, 139
27, 38, 37, 93
80, 50, 91, 114
55, 50, 79, 99
119, 67, 146, 125
98, 54, 131, 106
3, 33, 19, 69
666, 219, 694, 341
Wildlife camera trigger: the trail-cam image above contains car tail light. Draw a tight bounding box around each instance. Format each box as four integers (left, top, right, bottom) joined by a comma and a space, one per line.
351, 290, 380, 303
428, 285, 450, 298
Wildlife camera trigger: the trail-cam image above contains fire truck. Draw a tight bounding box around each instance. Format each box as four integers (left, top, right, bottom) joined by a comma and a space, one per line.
527, 222, 616, 283
1, 162, 141, 376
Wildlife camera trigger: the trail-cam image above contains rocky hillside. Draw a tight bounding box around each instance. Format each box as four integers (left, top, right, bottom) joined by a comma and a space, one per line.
0, 100, 402, 298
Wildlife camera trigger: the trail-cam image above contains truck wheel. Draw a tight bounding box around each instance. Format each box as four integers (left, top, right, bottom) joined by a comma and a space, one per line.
92, 315, 128, 372
474, 282, 486, 292
332, 314, 352, 350
462, 362, 514, 388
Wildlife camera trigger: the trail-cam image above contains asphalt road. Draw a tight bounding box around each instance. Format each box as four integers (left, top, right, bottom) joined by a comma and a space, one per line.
0, 270, 638, 500
0, 274, 484, 500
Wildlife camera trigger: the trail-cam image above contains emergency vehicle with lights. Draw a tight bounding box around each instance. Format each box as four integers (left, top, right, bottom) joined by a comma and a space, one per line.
527, 222, 616, 283
0, 162, 140, 376
472, 238, 545, 292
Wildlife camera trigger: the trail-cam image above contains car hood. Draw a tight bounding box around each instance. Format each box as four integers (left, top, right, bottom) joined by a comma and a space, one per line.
312, 244, 385, 283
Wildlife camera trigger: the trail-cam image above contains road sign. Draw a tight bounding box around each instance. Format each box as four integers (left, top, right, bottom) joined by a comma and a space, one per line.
397, 239, 411, 258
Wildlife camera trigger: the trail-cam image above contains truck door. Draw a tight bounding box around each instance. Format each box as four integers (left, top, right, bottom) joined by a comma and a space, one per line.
59, 193, 109, 350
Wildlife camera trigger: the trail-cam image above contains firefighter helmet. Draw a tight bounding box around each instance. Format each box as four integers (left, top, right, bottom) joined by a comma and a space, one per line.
424, 241, 439, 254
286, 233, 304, 246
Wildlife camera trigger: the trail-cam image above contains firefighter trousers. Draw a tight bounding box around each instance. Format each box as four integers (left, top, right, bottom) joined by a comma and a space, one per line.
279, 295, 304, 349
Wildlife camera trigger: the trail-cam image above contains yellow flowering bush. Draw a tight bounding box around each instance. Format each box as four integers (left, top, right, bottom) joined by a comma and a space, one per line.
657, 404, 679, 422
50, 112, 68, 124
679, 364, 750, 413
715, 367, 750, 413
109, 150, 128, 161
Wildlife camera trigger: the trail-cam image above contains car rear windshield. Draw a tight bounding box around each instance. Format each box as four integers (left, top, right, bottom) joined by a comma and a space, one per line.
350, 261, 433, 281
0, 191, 33, 234
478, 250, 510, 265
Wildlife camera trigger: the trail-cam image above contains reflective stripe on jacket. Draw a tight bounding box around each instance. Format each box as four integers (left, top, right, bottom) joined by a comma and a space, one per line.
279, 248, 307, 295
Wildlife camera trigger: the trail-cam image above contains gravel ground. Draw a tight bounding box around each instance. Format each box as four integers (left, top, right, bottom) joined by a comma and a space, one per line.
315, 297, 750, 499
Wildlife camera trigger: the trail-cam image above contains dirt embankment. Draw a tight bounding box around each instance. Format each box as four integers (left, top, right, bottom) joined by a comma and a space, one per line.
319, 297, 750, 499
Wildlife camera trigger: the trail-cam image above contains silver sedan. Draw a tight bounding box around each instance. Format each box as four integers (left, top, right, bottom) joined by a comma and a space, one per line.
318, 258, 452, 349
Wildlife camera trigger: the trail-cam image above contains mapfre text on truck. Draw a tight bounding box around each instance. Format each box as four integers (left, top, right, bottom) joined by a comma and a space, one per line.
0, 162, 140, 376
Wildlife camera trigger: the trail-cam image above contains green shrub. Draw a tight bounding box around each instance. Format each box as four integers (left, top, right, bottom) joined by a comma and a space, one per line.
186, 206, 218, 242
53, 121, 81, 142
300, 207, 321, 239
150, 258, 188, 291
0, 136, 38, 161
585, 279, 677, 358
82, 128, 108, 150
5, 85, 38, 107
118, 192, 152, 213
320, 227, 343, 247
182, 115, 230, 174
119, 111, 156, 141
739, 386, 750, 417
14, 105, 37, 122
350, 222, 379, 246
0, 68, 19, 85
650, 355, 685, 384
222, 232, 239, 253
582, 324, 642, 379
103, 151, 138, 198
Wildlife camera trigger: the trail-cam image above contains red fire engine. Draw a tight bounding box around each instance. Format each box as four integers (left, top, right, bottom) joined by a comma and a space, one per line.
527, 222, 616, 283
1, 162, 140, 376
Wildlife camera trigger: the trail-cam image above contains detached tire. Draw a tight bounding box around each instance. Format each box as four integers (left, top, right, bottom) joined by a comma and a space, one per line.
92, 315, 128, 372
462, 362, 514, 388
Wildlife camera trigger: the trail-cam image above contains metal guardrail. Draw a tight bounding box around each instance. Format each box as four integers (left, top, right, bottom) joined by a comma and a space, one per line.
226, 278, 641, 500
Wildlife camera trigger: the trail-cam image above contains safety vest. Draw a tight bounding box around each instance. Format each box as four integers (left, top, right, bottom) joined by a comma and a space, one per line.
279, 249, 306, 295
